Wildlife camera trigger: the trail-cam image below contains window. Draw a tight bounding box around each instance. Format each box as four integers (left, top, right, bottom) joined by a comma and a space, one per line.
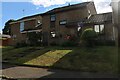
59, 20, 67, 25
94, 25, 99, 32
50, 14, 56, 21
20, 22, 24, 32
94, 24, 104, 33
100, 24, 104, 33
50, 31, 56, 38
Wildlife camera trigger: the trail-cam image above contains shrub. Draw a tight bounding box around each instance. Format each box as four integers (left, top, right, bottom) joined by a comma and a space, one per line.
15, 41, 27, 48
61, 41, 78, 47
61, 35, 78, 47
81, 28, 98, 47
27, 32, 42, 46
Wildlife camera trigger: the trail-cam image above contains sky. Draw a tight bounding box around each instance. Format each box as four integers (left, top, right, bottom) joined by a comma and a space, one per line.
0, 0, 112, 34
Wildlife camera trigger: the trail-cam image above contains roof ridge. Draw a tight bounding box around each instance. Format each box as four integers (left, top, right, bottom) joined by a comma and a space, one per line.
53, 1, 92, 10
43, 1, 93, 15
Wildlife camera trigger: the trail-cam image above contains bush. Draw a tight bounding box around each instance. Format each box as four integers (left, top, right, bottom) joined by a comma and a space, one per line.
27, 32, 42, 46
61, 41, 78, 47
15, 41, 27, 48
61, 35, 78, 47
81, 28, 98, 47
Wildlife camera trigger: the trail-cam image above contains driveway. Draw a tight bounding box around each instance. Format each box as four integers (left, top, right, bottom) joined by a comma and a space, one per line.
1, 63, 119, 79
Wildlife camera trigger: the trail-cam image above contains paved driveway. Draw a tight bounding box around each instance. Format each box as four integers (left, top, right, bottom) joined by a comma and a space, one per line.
1, 63, 119, 79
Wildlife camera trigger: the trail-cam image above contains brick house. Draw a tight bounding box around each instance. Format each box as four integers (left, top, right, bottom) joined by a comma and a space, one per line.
9, 14, 42, 45
42, 1, 97, 45
9, 1, 115, 46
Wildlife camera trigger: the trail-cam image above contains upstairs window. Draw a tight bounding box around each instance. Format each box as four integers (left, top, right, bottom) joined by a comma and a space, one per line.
59, 20, 67, 25
50, 14, 56, 21
20, 22, 24, 32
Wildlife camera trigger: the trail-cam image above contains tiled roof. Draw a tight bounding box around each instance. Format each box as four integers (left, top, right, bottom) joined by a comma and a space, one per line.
66, 12, 112, 27
42, 2, 92, 15
83, 12, 112, 24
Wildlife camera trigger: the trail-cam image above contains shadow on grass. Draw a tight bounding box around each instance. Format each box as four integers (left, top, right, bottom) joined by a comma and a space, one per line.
40, 68, 118, 78
39, 46, 118, 78
53, 47, 118, 76
16, 46, 118, 73
15, 48, 51, 64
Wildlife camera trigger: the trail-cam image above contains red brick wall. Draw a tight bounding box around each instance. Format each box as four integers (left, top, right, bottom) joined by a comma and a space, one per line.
1, 38, 11, 46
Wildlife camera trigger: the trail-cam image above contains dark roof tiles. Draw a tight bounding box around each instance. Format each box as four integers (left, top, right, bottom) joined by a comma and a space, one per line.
42, 2, 92, 15
84, 12, 112, 24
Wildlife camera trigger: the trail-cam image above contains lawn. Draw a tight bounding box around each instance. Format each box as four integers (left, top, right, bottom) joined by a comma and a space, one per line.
2, 46, 118, 73
2, 46, 14, 52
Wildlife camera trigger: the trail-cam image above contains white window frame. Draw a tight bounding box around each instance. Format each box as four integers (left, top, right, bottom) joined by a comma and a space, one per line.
94, 24, 104, 33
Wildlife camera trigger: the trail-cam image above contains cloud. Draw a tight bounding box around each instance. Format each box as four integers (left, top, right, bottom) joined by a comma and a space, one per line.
31, 0, 80, 7
1, 0, 31, 2
31, 0, 112, 13
96, 2, 112, 13
83, 0, 112, 13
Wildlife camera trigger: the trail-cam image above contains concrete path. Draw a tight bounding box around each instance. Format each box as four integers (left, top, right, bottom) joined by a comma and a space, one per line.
1, 63, 119, 79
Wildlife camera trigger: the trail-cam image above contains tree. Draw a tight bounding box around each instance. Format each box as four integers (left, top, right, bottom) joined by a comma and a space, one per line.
2, 19, 16, 35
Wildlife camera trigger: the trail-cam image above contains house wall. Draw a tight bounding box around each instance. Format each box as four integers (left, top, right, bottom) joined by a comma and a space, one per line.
86, 2, 97, 15
82, 22, 115, 40
104, 23, 115, 40
83, 23, 115, 41
24, 19, 36, 30
10, 15, 42, 45
42, 3, 96, 45
2, 38, 12, 46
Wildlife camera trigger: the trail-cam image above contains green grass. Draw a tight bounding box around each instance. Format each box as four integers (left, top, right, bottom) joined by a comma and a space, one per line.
2, 46, 14, 52
24, 50, 72, 66
2, 46, 118, 73
2, 47, 32, 59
